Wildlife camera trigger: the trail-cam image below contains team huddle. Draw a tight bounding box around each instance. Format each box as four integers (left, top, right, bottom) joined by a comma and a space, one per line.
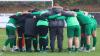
2, 5, 97, 53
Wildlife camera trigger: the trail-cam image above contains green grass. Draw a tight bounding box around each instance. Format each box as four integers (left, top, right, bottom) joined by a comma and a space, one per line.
0, 28, 100, 56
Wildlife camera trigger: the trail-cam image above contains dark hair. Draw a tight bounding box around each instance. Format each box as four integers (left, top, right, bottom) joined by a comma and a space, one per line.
28, 8, 39, 12
63, 8, 70, 11
52, 7, 63, 14
71, 8, 80, 12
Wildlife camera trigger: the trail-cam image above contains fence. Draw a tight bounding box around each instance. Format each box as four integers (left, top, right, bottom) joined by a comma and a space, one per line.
0, 13, 14, 28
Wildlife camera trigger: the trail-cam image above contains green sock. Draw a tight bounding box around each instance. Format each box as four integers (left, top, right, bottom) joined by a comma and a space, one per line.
10, 39, 14, 48
68, 48, 72, 51
13, 38, 16, 46
32, 38, 38, 50
32, 38, 36, 40
84, 37, 86, 47
80, 38, 84, 47
40, 35, 48, 39
86, 44, 90, 50
5, 38, 10, 46
93, 37, 96, 47
75, 48, 78, 51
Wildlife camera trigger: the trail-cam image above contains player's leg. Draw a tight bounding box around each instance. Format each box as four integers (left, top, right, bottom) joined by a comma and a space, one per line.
17, 27, 24, 52
85, 24, 92, 52
74, 25, 81, 52
80, 25, 86, 51
67, 26, 74, 52
91, 25, 97, 51
9, 35, 16, 52
3, 26, 16, 52
32, 27, 39, 52
49, 27, 57, 52
91, 30, 96, 51
4, 26, 16, 52
24, 35, 32, 52
32, 36, 38, 52
38, 26, 48, 52
57, 27, 63, 52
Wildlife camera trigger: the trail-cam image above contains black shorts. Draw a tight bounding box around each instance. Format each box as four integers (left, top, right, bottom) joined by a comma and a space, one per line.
37, 26, 48, 36
17, 27, 24, 37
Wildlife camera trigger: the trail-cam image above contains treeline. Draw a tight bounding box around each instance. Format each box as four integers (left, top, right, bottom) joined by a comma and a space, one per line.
0, 0, 100, 7
0, 1, 100, 12
0, 1, 38, 7
0, 1, 51, 9
54, 0, 100, 6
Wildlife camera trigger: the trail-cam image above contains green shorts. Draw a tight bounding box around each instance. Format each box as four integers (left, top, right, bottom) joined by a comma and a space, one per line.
6, 25, 16, 35
91, 23, 97, 33
67, 25, 81, 37
81, 24, 92, 35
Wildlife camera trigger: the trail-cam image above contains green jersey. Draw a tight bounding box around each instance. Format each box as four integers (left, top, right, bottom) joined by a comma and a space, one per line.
88, 14, 97, 25
65, 16, 79, 26
6, 18, 16, 28
91, 18, 97, 26
57, 16, 66, 20
32, 9, 49, 15
84, 14, 97, 27
8, 18, 16, 24
48, 14, 60, 20
48, 13, 66, 20
62, 11, 80, 26
36, 19, 48, 26
48, 11, 80, 26
34, 10, 49, 26
76, 10, 92, 25
93, 18, 97, 25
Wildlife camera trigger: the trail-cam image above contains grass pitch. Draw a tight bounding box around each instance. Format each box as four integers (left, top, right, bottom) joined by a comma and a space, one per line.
0, 28, 100, 56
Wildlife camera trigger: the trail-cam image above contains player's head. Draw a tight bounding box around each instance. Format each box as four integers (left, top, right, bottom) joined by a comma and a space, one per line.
84, 11, 89, 16
63, 8, 70, 11
54, 3, 60, 6
16, 12, 22, 16
52, 7, 63, 14
28, 8, 39, 12
71, 8, 80, 12
47, 8, 52, 11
